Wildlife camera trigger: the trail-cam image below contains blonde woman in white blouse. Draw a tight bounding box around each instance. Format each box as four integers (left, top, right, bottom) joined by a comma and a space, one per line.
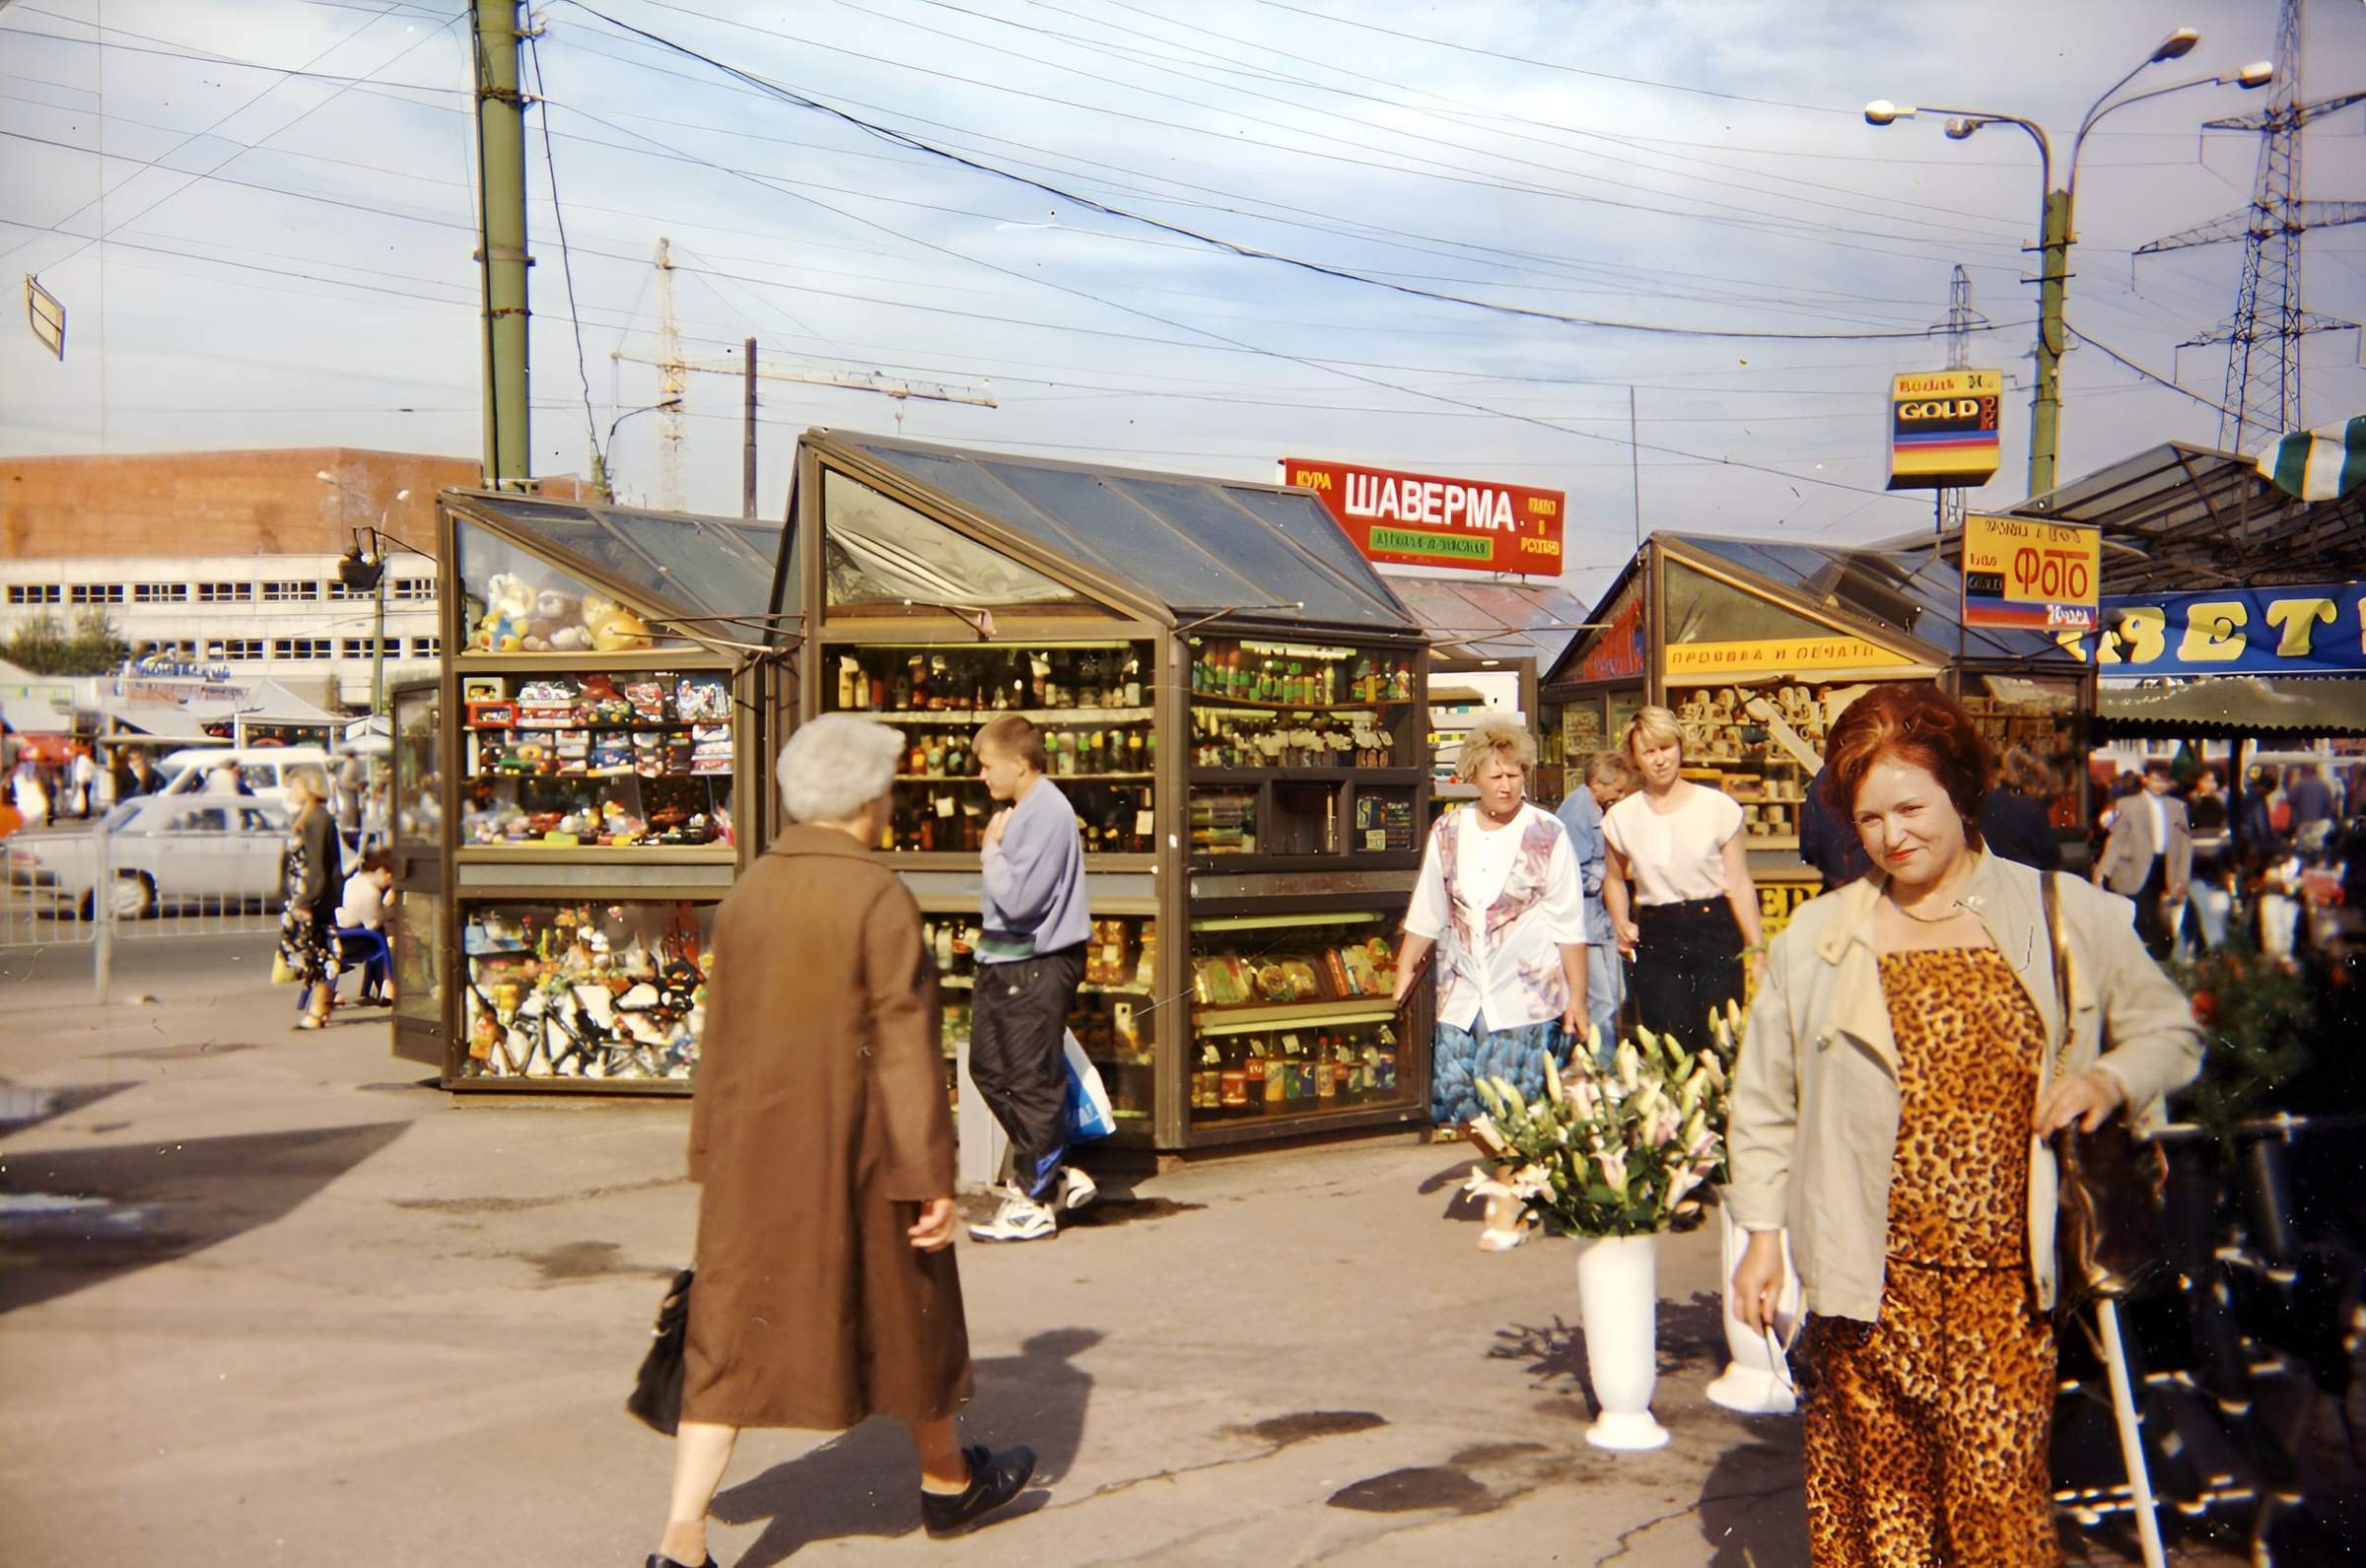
1601, 705, 1764, 1046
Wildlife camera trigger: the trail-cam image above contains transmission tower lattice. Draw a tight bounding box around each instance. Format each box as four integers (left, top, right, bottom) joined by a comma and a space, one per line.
2136, 0, 2366, 453
1938, 265, 1978, 537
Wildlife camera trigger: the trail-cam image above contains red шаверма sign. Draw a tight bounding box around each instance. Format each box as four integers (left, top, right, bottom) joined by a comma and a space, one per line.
1282, 456, 1565, 576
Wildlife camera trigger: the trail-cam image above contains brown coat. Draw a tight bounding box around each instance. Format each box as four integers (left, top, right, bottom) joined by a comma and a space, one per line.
681, 825, 972, 1429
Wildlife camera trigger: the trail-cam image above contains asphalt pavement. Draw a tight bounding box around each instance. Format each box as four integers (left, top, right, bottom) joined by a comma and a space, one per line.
0, 944, 2285, 1565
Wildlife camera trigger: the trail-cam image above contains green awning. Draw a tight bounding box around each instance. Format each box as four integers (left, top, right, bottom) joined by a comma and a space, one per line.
2098, 675, 2366, 738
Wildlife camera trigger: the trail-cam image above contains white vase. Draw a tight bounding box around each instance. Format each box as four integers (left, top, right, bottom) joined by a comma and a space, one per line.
1574, 1232, 1671, 1451
1705, 1191, 1802, 1416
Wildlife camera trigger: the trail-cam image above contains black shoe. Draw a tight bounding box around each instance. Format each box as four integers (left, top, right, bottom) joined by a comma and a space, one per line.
645, 1556, 715, 1568
920, 1443, 1037, 1536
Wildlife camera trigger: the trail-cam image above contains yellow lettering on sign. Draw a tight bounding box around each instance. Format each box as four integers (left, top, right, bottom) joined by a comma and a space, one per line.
2263, 596, 2336, 656
2098, 607, 2166, 665
2053, 628, 2090, 662
2178, 601, 2248, 663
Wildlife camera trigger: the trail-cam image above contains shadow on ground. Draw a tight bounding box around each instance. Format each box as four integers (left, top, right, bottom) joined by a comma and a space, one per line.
712, 1327, 1099, 1564
0, 1120, 410, 1313
1490, 1289, 1730, 1409
1697, 1424, 1809, 1565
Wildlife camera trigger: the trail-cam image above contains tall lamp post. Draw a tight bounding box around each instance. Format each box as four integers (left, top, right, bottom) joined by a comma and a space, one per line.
1867, 31, 2271, 497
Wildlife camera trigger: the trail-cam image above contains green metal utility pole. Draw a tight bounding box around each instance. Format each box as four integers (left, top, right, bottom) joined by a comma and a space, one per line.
2029, 188, 2072, 498
472, 0, 530, 491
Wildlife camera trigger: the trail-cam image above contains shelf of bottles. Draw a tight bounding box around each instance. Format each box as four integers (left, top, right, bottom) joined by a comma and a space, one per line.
1185, 636, 1424, 865
1187, 911, 1412, 1125
929, 911, 1158, 1127
826, 642, 1156, 856
457, 900, 713, 1085
455, 669, 733, 849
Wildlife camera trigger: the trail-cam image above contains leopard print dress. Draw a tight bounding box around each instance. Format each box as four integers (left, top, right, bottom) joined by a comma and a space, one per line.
1801, 945, 2056, 1566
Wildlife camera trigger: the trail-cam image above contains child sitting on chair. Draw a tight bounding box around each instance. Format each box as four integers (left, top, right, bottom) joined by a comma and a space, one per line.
336, 850, 396, 1005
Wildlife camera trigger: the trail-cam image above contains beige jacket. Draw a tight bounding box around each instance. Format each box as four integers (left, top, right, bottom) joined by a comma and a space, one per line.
1725, 851, 2202, 1321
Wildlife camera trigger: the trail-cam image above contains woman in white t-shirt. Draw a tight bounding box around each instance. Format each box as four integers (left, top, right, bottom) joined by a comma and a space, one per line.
1601, 705, 1764, 1045
1396, 716, 1587, 1212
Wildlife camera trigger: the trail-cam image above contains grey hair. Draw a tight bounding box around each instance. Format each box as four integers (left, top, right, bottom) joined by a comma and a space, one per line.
1455, 713, 1537, 782
778, 715, 902, 824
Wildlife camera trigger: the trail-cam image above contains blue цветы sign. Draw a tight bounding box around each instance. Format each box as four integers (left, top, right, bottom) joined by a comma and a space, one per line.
2072, 584, 2366, 675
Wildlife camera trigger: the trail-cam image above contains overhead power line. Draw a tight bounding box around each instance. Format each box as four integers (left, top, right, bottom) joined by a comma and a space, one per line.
557, 1, 2010, 345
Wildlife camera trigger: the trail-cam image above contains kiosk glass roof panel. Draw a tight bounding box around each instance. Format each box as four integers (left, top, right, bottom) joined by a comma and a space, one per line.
823, 471, 1081, 609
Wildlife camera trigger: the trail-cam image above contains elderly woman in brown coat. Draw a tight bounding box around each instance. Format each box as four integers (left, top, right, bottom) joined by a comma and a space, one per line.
651, 715, 1035, 1568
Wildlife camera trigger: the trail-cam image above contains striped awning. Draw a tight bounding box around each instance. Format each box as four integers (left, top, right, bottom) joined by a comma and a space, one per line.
2258, 416, 2366, 502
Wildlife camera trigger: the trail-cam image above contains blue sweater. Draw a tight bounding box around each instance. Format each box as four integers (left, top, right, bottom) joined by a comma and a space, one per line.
980, 778, 1090, 959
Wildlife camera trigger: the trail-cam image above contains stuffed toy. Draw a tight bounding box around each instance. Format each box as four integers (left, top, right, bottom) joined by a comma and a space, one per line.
580, 591, 656, 652
522, 588, 586, 653
473, 572, 534, 651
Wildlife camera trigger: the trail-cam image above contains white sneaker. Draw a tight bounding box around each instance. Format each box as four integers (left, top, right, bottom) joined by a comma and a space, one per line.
968, 1193, 1057, 1243
1055, 1166, 1098, 1212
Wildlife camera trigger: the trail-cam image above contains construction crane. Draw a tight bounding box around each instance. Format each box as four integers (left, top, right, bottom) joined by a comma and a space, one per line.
608, 237, 997, 510
2136, 0, 2366, 452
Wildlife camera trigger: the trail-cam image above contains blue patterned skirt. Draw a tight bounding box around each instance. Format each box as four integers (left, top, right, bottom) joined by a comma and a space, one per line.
1430, 1017, 1568, 1126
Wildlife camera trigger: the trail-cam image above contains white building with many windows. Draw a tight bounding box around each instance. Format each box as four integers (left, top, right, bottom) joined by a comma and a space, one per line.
0, 549, 441, 710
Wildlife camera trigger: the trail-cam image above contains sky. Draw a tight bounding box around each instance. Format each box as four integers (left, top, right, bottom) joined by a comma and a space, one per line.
4, 0, 2364, 606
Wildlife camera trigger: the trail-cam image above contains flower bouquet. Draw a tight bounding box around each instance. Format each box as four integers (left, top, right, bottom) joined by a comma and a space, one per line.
1461, 1023, 1727, 1240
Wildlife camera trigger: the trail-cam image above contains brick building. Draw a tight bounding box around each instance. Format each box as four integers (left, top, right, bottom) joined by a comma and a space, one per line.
0, 448, 581, 710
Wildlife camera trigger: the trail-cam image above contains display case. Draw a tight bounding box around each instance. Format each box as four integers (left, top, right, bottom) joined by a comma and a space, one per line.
1184, 907, 1425, 1133
822, 641, 1155, 860
795, 430, 1430, 1150
399, 489, 797, 1094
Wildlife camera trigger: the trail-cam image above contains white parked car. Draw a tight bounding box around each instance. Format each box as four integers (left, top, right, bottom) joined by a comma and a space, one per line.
154, 745, 334, 807
5, 796, 291, 920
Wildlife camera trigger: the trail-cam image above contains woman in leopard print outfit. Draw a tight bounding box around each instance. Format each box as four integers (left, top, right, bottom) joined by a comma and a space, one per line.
1724, 685, 2202, 1565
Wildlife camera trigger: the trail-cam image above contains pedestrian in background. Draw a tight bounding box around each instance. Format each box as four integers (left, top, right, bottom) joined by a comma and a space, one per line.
653, 715, 1035, 1568
11, 756, 49, 829
2095, 758, 2192, 959
335, 748, 368, 846
2287, 761, 2335, 852
335, 849, 396, 1005
966, 713, 1095, 1244
1978, 744, 2060, 871
278, 769, 344, 1031
1398, 714, 1587, 1251
1601, 705, 1764, 1045
1554, 749, 1635, 1058
1729, 683, 2199, 1566
65, 743, 95, 819
1798, 768, 1874, 891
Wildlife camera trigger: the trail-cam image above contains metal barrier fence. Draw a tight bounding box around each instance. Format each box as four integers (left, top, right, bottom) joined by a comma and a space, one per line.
3, 816, 288, 990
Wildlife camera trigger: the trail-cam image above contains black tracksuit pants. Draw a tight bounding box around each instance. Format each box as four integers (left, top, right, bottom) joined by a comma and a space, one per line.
969, 944, 1084, 1202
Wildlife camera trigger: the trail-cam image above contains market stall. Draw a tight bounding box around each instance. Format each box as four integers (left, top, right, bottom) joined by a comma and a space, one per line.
791, 430, 1434, 1150
1385, 577, 1593, 808
390, 489, 796, 1094
1540, 532, 2093, 936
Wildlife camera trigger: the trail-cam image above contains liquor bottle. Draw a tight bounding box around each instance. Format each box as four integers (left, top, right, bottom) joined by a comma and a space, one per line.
933, 920, 955, 969
1133, 921, 1155, 989
1261, 1035, 1286, 1108
1196, 1043, 1220, 1110
924, 732, 945, 776
917, 807, 937, 852
1028, 652, 1049, 708
1126, 729, 1144, 776
928, 653, 951, 711
1315, 1039, 1337, 1101
1122, 651, 1143, 709
943, 735, 964, 777
837, 657, 860, 712
890, 664, 912, 712
870, 673, 887, 711
908, 653, 928, 711
1219, 1040, 1249, 1111
907, 736, 927, 776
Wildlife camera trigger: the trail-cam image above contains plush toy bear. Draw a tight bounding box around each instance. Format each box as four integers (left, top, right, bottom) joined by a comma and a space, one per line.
473, 572, 534, 652
522, 587, 586, 653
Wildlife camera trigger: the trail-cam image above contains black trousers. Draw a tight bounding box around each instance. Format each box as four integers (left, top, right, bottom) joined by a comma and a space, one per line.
968, 944, 1084, 1201
2134, 859, 2172, 960
1632, 898, 1744, 1048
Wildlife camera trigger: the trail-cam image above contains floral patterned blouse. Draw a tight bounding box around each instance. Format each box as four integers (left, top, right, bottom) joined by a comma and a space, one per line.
1405, 802, 1587, 1033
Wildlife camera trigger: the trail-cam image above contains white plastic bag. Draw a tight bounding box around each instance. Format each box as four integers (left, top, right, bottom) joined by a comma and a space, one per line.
1063, 1030, 1116, 1141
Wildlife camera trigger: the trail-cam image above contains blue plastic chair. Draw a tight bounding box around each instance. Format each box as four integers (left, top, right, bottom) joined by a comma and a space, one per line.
296, 926, 390, 1011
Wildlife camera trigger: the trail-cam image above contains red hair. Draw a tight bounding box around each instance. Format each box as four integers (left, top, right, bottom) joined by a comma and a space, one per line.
1817, 683, 1993, 839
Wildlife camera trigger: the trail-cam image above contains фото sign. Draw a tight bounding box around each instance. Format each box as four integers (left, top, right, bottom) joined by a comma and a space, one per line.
1283, 456, 1566, 576
1961, 513, 2099, 632
2071, 584, 2366, 675
1887, 369, 2002, 490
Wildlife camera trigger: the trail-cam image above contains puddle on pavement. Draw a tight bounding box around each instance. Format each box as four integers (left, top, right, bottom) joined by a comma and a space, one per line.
1233, 1410, 1387, 1448
1327, 1466, 1491, 1514
507, 1240, 674, 1284
103, 1040, 256, 1061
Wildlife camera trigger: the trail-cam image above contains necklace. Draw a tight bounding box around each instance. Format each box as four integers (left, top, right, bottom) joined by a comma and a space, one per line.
1886, 887, 1970, 924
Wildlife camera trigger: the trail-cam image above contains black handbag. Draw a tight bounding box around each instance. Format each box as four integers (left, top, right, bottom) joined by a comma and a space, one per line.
626, 1266, 694, 1436
2042, 873, 2172, 1314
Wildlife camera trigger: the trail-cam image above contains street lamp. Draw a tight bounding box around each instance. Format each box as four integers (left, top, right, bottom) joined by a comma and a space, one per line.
593, 396, 684, 502
1866, 31, 2271, 496
319, 474, 412, 716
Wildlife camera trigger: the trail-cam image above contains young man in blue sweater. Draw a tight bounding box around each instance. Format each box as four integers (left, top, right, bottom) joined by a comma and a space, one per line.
967, 715, 1094, 1242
